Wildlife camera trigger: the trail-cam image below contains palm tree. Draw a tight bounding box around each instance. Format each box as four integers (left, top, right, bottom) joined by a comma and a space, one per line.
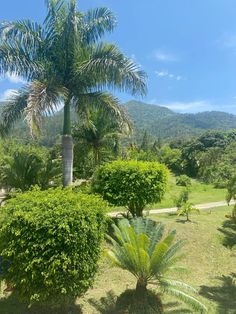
73, 107, 130, 168
106, 218, 207, 313
0, 0, 146, 186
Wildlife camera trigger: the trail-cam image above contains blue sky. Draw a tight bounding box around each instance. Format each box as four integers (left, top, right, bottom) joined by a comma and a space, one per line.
1, 0, 236, 114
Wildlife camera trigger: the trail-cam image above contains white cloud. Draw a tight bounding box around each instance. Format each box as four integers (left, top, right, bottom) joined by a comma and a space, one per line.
0, 89, 17, 101
163, 100, 212, 113
154, 49, 178, 62
5, 72, 26, 84
155, 70, 183, 81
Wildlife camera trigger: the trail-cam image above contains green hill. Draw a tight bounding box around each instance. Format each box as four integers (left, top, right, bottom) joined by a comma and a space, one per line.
1, 100, 236, 145
124, 101, 236, 139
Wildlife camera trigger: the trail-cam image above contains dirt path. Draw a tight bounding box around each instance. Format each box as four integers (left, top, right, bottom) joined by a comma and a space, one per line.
108, 200, 235, 217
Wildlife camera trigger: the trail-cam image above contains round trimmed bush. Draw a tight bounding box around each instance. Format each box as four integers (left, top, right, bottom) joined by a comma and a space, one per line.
0, 187, 108, 307
92, 160, 168, 217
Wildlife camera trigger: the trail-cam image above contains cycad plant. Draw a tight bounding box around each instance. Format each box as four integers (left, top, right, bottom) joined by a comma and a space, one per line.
0, 0, 146, 186
106, 218, 207, 313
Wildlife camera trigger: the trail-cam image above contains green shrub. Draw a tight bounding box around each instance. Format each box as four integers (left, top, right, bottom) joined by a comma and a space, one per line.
176, 175, 191, 187
0, 188, 108, 307
92, 160, 168, 217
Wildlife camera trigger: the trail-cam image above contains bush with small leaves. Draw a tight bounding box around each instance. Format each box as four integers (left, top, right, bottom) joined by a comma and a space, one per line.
92, 160, 168, 217
0, 187, 108, 308
176, 175, 191, 187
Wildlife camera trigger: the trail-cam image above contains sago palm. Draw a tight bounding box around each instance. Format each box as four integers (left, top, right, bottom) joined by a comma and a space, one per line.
0, 0, 146, 186
106, 218, 207, 313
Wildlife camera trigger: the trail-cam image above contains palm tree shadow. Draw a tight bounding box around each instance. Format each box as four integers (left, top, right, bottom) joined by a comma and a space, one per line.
164, 301, 191, 313
199, 273, 236, 313
218, 219, 236, 249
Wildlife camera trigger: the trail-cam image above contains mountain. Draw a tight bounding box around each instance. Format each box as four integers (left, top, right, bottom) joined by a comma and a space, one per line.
124, 101, 236, 139
1, 100, 236, 145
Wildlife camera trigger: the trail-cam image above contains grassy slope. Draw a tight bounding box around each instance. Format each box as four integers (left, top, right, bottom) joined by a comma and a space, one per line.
1, 207, 235, 313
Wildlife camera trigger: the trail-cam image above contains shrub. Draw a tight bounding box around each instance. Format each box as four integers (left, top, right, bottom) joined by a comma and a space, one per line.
0, 188, 108, 307
92, 160, 168, 217
176, 175, 191, 187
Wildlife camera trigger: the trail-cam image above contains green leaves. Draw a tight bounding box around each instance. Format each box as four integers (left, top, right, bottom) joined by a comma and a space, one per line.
92, 160, 168, 217
0, 188, 108, 306
106, 218, 207, 312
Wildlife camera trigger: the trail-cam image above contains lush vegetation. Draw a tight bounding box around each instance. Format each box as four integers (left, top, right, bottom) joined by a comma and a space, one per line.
0, 188, 108, 309
0, 0, 146, 187
92, 160, 168, 217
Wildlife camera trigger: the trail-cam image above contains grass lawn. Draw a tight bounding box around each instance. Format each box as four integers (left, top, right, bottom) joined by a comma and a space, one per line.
113, 175, 227, 213
0, 206, 235, 313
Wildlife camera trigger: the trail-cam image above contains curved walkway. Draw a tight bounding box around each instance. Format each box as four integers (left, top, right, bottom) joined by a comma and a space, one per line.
108, 200, 235, 217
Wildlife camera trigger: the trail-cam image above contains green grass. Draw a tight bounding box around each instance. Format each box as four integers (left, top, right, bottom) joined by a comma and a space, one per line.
113, 175, 227, 212
1, 206, 235, 313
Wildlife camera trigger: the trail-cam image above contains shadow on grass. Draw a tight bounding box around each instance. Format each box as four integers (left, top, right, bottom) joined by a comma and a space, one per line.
199, 273, 236, 314
88, 291, 192, 314
0, 291, 82, 314
218, 219, 236, 249
164, 302, 191, 313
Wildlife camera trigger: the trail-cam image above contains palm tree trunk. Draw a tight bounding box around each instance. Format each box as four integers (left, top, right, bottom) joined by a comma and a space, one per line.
62, 99, 73, 187
135, 278, 147, 297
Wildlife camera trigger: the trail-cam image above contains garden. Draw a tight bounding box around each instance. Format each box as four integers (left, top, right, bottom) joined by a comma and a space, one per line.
0, 1, 235, 313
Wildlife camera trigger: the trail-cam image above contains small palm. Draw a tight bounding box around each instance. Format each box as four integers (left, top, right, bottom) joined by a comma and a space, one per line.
107, 218, 207, 313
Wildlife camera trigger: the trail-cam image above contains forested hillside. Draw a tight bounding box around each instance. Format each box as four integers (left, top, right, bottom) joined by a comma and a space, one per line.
124, 101, 236, 139
1, 100, 236, 145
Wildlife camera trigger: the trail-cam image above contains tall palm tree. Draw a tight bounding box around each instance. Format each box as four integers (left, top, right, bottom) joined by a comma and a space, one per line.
107, 218, 207, 313
0, 0, 146, 186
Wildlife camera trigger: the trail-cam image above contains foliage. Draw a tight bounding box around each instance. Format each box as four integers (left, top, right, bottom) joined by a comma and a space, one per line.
106, 218, 207, 313
0, 188, 108, 307
0, 0, 146, 186
175, 189, 199, 222
176, 175, 191, 187
0, 143, 60, 191
92, 160, 168, 217
73, 108, 131, 179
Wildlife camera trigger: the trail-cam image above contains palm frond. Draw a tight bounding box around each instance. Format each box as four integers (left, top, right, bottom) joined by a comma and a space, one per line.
82, 7, 116, 43
0, 42, 41, 79
0, 88, 29, 135
25, 80, 66, 136
162, 285, 207, 312
73, 92, 132, 133
77, 43, 147, 96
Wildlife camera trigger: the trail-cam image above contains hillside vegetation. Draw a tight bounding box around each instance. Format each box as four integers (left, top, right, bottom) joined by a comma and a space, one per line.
1, 100, 236, 145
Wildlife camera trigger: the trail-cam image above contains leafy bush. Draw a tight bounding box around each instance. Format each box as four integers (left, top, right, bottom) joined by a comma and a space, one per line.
92, 160, 168, 217
176, 175, 191, 187
0, 188, 108, 307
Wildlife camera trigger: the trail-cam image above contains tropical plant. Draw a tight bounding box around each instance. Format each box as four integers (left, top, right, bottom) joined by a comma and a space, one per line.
73, 108, 131, 178
0, 187, 108, 308
0, 144, 60, 191
0, 0, 146, 187
175, 189, 199, 222
106, 218, 207, 313
92, 160, 168, 217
